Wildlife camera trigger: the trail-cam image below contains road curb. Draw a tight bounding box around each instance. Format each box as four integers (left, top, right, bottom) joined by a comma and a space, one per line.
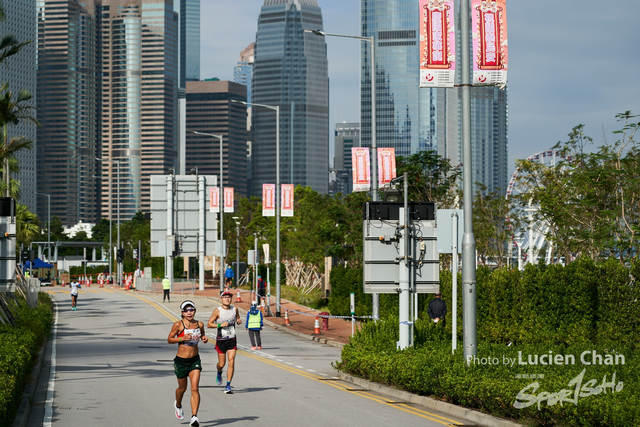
12, 341, 47, 427
338, 372, 523, 427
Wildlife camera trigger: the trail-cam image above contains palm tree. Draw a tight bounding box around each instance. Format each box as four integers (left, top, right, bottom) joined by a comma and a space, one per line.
15, 203, 40, 247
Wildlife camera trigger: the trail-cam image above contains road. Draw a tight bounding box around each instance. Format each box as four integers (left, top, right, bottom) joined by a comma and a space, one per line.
26, 287, 467, 427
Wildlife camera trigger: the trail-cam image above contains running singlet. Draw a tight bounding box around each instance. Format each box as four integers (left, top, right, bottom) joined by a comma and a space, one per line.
70, 282, 79, 296
177, 320, 201, 346
216, 306, 237, 340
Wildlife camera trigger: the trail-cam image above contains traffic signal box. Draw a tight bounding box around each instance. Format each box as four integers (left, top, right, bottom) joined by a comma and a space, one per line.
362, 202, 439, 294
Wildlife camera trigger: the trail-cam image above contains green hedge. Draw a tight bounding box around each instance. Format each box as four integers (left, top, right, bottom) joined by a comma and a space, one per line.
333, 257, 640, 425
0, 293, 53, 426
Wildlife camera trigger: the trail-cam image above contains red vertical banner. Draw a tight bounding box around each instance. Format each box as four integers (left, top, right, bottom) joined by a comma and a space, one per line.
224, 187, 234, 213
262, 184, 275, 217
377, 147, 397, 188
471, 0, 508, 87
281, 184, 294, 217
419, 0, 456, 88
352, 147, 371, 192
209, 187, 219, 213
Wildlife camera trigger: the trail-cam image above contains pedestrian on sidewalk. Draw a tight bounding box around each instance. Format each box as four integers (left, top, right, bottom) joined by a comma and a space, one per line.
245, 301, 263, 350
167, 300, 209, 427
427, 292, 447, 327
207, 290, 242, 394
162, 275, 171, 303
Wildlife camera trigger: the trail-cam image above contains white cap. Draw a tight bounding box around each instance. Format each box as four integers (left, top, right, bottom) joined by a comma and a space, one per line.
251, 301, 257, 306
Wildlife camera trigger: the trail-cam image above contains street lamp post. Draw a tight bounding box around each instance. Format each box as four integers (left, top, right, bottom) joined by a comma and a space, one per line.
232, 100, 282, 316
304, 28, 380, 318
34, 192, 50, 262
233, 216, 240, 287
188, 130, 224, 291
96, 158, 119, 285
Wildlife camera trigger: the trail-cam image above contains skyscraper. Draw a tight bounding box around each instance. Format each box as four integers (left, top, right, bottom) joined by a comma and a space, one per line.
331, 122, 360, 195
176, 0, 200, 88
185, 80, 248, 197
251, 0, 329, 196
97, 0, 179, 219
233, 43, 254, 104
36, 0, 98, 225
361, 0, 508, 193
0, 0, 37, 213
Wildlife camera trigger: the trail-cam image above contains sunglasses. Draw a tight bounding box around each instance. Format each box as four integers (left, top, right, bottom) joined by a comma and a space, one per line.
183, 308, 195, 313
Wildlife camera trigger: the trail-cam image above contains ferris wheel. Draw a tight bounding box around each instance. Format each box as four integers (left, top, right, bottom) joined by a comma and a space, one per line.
505, 150, 571, 269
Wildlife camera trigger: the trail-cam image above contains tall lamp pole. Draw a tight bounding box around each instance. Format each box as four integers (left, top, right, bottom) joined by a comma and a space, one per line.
34, 192, 50, 262
232, 100, 281, 316
233, 216, 240, 287
188, 130, 224, 291
304, 28, 380, 318
96, 158, 119, 285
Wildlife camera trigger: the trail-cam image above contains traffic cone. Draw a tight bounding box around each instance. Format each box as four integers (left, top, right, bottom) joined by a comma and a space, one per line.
283, 310, 291, 326
99, 278, 103, 288
236, 290, 242, 303
313, 316, 321, 335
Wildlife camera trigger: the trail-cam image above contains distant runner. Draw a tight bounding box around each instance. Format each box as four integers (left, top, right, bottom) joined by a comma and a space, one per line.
70, 280, 79, 311
207, 290, 242, 394
168, 300, 209, 427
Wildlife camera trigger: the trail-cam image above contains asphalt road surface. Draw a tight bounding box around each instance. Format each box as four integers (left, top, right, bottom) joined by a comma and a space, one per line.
26, 287, 467, 427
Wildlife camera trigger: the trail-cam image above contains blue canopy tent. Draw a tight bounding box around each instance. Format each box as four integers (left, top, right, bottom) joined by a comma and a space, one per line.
22, 258, 54, 269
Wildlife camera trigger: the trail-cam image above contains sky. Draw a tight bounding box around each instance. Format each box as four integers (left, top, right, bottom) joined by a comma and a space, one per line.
200, 0, 640, 182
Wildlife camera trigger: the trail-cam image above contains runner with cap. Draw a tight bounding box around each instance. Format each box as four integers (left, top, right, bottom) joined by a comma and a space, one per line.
207, 290, 242, 394
168, 300, 209, 427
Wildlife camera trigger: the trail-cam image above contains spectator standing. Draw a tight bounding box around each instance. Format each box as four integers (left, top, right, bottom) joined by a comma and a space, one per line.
162, 276, 171, 303
257, 276, 266, 303
427, 292, 447, 327
224, 264, 234, 288
245, 301, 263, 350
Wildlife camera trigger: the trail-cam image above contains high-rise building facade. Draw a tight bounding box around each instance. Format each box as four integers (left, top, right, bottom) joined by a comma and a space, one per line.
233, 42, 254, 104
331, 122, 360, 195
0, 0, 37, 214
361, 0, 508, 193
97, 0, 179, 219
185, 81, 248, 197
36, 0, 98, 225
176, 0, 200, 88
251, 0, 329, 196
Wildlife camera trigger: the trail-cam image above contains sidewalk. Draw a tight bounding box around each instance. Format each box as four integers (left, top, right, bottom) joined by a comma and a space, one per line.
172, 285, 354, 348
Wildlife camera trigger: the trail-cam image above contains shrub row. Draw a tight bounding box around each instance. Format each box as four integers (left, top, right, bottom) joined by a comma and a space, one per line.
0, 293, 53, 426
337, 319, 640, 426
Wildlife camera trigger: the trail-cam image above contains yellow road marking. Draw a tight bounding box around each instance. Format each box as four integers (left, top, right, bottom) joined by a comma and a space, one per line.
239, 351, 462, 426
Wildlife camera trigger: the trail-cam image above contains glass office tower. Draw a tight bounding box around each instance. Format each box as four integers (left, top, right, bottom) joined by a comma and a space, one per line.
176, 0, 200, 88
251, 0, 329, 196
361, 0, 508, 193
36, 0, 99, 225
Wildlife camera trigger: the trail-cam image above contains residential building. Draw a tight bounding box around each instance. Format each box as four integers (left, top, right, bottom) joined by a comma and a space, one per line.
251, 0, 329, 196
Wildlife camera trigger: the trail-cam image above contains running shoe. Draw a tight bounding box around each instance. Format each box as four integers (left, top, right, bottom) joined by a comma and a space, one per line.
224, 385, 233, 394
251, 346, 257, 350
257, 346, 262, 350
190, 415, 199, 427
174, 400, 184, 420
216, 372, 222, 386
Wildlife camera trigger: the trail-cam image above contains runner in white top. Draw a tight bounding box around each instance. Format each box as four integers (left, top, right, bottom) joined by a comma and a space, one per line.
70, 280, 79, 311
207, 290, 242, 394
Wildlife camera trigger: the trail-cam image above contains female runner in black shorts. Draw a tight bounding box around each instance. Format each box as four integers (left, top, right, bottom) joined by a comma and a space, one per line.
167, 300, 208, 427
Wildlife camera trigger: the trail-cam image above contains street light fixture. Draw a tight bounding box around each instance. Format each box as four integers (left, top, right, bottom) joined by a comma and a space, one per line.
33, 192, 50, 262
231, 99, 282, 316
96, 157, 119, 285
187, 130, 225, 291
304, 28, 380, 318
